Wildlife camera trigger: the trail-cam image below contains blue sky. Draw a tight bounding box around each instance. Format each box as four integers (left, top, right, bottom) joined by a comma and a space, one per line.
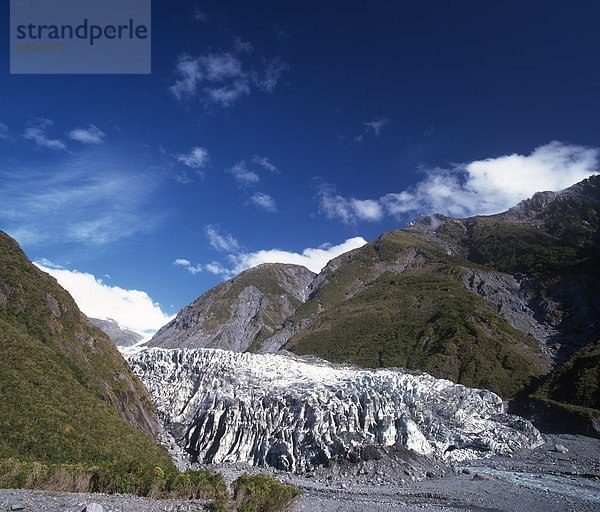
2, 1, 600, 336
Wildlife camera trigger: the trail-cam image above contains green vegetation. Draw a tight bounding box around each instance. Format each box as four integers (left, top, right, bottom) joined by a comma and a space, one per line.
0, 318, 173, 466
533, 339, 600, 417
0, 459, 300, 512
0, 458, 227, 501
287, 266, 543, 399
437, 217, 581, 277
231, 473, 302, 512
292, 230, 453, 320
0, 231, 172, 467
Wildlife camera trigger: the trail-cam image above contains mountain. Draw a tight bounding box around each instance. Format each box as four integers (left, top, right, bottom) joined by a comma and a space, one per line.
146, 176, 600, 413
89, 317, 143, 347
0, 231, 172, 467
127, 347, 542, 472
147, 263, 315, 352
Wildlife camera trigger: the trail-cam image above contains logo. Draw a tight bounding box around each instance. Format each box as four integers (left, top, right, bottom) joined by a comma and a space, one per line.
10, 0, 151, 74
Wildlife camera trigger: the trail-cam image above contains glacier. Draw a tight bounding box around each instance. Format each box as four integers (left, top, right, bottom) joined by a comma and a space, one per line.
126, 347, 542, 473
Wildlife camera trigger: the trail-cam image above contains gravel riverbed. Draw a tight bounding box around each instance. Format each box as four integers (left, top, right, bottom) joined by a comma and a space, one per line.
1, 434, 598, 512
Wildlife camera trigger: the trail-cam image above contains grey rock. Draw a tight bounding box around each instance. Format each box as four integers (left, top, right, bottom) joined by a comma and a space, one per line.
10, 505, 26, 511
589, 418, 600, 438
82, 504, 104, 512
472, 473, 495, 481
44, 292, 61, 317
461, 268, 558, 351
127, 347, 542, 473
89, 317, 143, 347
553, 443, 569, 453
147, 263, 315, 352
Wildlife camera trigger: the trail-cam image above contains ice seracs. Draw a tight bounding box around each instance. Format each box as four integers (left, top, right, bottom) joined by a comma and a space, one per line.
127, 347, 542, 473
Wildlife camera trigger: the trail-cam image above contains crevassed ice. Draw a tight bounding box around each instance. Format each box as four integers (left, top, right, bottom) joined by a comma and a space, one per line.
127, 347, 543, 473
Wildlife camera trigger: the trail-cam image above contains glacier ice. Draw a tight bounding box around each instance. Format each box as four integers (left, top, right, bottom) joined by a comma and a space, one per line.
127, 347, 542, 473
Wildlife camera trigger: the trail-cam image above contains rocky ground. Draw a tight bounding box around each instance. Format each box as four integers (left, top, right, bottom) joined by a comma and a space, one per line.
1, 434, 598, 512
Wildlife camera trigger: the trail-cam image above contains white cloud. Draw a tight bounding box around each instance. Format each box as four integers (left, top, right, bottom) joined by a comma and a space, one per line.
173, 258, 202, 274
169, 48, 288, 107
23, 118, 66, 151
227, 160, 259, 187
250, 192, 277, 212
206, 81, 251, 107
318, 185, 384, 224
364, 117, 388, 137
169, 54, 203, 100
252, 154, 279, 173
68, 125, 105, 145
176, 146, 209, 168
203, 53, 244, 81
321, 141, 599, 223
206, 224, 241, 252
205, 261, 232, 276
35, 262, 174, 339
176, 233, 367, 279
230, 237, 368, 274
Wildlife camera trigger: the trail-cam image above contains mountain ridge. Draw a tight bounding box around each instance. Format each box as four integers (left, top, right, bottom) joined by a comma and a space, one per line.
148, 263, 315, 352
89, 317, 143, 347
144, 176, 600, 413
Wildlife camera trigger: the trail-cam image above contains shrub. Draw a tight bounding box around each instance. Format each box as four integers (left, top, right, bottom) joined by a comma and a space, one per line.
231, 473, 301, 512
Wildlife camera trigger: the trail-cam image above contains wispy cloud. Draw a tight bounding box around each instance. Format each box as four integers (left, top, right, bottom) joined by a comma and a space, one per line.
364, 117, 388, 137
0, 152, 164, 247
252, 154, 279, 173
318, 184, 383, 224
176, 146, 209, 168
205, 80, 251, 107
319, 141, 599, 224
68, 125, 106, 145
23, 118, 66, 151
227, 160, 259, 187
0, 122, 11, 141
256, 57, 289, 92
250, 192, 277, 212
233, 37, 253, 54
35, 261, 173, 339
206, 224, 241, 252
353, 117, 389, 142
173, 258, 202, 274
205, 261, 231, 276
169, 45, 288, 107
192, 7, 207, 22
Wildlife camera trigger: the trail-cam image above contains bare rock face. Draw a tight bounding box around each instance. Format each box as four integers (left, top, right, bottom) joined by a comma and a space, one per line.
147, 264, 315, 352
127, 348, 542, 473
461, 269, 559, 352
89, 318, 143, 347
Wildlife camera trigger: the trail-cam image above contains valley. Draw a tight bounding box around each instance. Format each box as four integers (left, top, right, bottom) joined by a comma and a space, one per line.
1, 176, 599, 511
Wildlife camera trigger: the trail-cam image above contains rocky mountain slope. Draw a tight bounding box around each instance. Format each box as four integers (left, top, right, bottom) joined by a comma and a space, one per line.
0, 231, 172, 467
127, 347, 542, 473
144, 176, 599, 413
89, 317, 143, 347
148, 263, 315, 352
